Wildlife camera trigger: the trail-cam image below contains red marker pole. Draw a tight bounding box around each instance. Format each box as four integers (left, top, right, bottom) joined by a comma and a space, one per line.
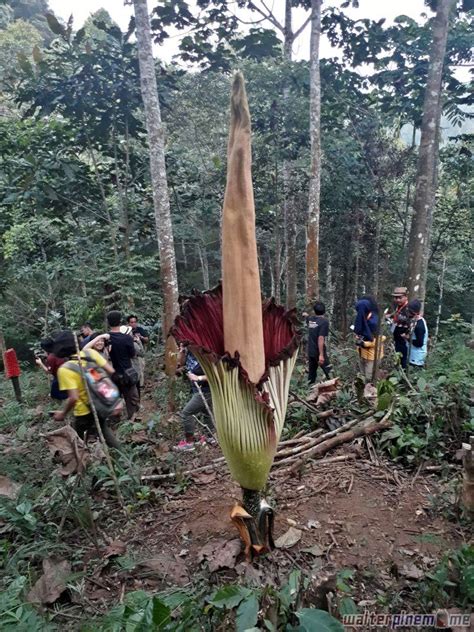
4, 349, 22, 403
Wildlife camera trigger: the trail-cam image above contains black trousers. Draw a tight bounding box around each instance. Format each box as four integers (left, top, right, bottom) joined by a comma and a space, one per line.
394, 337, 408, 369
73, 412, 121, 450
308, 355, 331, 384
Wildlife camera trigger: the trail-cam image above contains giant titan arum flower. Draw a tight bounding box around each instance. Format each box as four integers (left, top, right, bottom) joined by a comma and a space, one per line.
171, 73, 299, 555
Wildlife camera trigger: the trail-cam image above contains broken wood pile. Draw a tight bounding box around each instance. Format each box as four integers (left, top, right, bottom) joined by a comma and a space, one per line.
141, 378, 393, 483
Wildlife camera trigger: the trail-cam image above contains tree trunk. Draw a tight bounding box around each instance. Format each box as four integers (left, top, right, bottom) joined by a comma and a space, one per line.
197, 241, 210, 290
133, 0, 179, 377
283, 0, 297, 309
433, 253, 446, 344
326, 253, 335, 319
305, 0, 322, 305
274, 219, 281, 303
353, 210, 360, 303
406, 0, 454, 302
373, 200, 382, 300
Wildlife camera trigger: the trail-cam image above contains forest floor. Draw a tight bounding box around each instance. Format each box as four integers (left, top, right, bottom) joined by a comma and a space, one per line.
0, 363, 473, 630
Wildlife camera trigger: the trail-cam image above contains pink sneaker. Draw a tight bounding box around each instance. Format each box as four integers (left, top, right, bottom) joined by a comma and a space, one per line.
174, 440, 195, 452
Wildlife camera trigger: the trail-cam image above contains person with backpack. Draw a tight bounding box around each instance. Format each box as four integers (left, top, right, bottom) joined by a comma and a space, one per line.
305, 301, 331, 385
52, 330, 122, 449
107, 311, 140, 420
174, 345, 215, 451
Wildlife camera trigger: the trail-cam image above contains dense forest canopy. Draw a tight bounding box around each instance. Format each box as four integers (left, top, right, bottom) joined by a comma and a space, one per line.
0, 0, 472, 355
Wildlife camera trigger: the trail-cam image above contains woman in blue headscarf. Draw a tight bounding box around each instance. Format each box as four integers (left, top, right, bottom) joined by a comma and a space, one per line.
353, 296, 385, 382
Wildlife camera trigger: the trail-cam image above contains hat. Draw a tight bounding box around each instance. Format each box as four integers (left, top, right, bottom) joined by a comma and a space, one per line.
120, 325, 133, 336
392, 286, 407, 297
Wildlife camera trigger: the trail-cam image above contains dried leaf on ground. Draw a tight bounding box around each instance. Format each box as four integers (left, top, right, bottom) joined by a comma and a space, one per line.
301, 544, 325, 557
0, 475, 21, 499
198, 538, 241, 572
27, 558, 71, 605
103, 540, 127, 558
275, 527, 302, 549
130, 430, 148, 444
138, 553, 189, 586
399, 562, 424, 580
192, 471, 216, 485
43, 426, 89, 476
307, 378, 340, 407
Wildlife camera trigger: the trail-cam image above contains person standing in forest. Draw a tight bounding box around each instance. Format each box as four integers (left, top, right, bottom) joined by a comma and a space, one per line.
127, 315, 149, 345
174, 344, 215, 451
354, 296, 385, 382
306, 301, 331, 385
389, 287, 410, 369
107, 311, 140, 420
407, 299, 429, 369
35, 336, 67, 401
52, 330, 121, 450
80, 322, 94, 348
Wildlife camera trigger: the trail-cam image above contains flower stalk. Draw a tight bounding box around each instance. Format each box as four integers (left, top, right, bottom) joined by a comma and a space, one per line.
171, 73, 299, 558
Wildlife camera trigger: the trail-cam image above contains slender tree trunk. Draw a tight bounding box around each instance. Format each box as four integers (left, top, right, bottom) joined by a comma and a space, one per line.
353, 210, 360, 303
402, 123, 417, 251
433, 253, 446, 344
283, 0, 297, 309
274, 219, 282, 303
112, 123, 131, 261
306, 0, 322, 305
133, 0, 179, 377
373, 199, 382, 300
406, 0, 454, 302
326, 253, 335, 319
197, 242, 210, 290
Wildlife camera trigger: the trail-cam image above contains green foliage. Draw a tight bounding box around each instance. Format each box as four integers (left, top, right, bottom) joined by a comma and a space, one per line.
416, 545, 474, 610
0, 576, 55, 631
378, 336, 474, 464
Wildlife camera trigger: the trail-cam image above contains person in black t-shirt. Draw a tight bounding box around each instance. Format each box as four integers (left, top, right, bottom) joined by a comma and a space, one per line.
306, 301, 331, 385
107, 310, 139, 420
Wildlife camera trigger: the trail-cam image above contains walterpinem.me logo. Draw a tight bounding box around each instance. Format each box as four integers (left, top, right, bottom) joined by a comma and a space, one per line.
342, 609, 471, 628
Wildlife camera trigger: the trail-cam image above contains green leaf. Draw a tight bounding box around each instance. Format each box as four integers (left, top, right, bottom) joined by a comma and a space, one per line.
417, 377, 427, 391
338, 596, 358, 615
297, 609, 344, 632
236, 593, 259, 632
209, 585, 251, 610
151, 597, 171, 627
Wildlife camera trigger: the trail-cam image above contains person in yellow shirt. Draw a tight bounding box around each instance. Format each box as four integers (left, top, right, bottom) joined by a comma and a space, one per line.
52, 331, 121, 449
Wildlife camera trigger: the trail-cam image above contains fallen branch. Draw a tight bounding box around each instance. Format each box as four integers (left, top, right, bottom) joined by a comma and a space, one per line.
272, 453, 357, 478
274, 417, 363, 460
274, 409, 392, 468
141, 457, 226, 482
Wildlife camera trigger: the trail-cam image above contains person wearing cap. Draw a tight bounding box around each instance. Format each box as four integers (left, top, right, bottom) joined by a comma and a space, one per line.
390, 287, 410, 369
107, 311, 139, 420
407, 300, 428, 368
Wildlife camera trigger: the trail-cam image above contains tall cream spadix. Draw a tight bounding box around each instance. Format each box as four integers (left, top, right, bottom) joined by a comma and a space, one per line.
221, 73, 265, 384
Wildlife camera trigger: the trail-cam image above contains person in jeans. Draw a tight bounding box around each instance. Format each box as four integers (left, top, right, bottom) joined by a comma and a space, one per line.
107, 311, 140, 420
52, 330, 121, 450
175, 347, 214, 451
